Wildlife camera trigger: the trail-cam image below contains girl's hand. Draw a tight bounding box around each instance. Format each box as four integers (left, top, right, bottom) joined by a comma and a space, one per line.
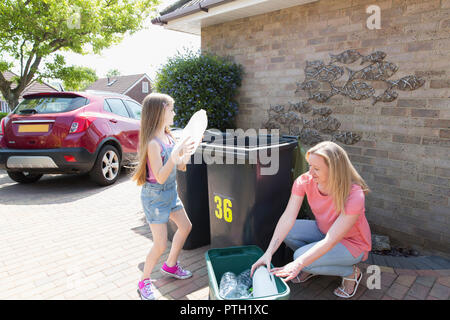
270, 260, 304, 282
171, 136, 195, 164
250, 252, 272, 277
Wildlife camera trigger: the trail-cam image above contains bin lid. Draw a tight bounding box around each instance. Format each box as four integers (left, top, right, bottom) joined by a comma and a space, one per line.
201, 135, 297, 152
198, 135, 297, 162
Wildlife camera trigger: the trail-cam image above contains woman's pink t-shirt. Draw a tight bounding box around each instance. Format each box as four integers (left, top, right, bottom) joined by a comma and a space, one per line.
291, 172, 372, 261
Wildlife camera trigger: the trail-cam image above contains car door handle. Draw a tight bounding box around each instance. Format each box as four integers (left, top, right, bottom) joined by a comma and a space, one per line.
109, 118, 118, 123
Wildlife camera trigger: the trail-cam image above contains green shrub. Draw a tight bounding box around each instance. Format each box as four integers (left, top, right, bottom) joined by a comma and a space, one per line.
154, 49, 244, 131
0, 112, 8, 120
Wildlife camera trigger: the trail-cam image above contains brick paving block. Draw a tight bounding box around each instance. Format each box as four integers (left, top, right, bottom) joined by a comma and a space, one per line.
170, 282, 200, 300
186, 286, 209, 300
404, 294, 419, 300
436, 276, 450, 287
415, 269, 442, 277
436, 270, 450, 277
386, 283, 409, 300
395, 275, 417, 287
414, 276, 436, 287
407, 282, 431, 299
428, 282, 450, 300
315, 282, 339, 300
379, 266, 396, 274
395, 268, 418, 276
302, 282, 327, 299
381, 294, 397, 300
360, 287, 385, 300
314, 275, 337, 288
381, 272, 398, 289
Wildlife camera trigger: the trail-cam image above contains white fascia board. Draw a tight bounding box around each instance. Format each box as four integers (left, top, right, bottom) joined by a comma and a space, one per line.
164, 0, 319, 35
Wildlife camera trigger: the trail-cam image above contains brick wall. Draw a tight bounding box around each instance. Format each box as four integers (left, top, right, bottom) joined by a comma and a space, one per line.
125, 78, 152, 103
202, 0, 450, 257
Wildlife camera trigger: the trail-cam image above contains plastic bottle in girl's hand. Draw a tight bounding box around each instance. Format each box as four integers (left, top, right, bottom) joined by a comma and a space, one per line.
174, 109, 207, 156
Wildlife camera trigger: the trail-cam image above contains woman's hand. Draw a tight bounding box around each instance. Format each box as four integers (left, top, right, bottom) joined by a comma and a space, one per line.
250, 252, 272, 277
271, 260, 304, 282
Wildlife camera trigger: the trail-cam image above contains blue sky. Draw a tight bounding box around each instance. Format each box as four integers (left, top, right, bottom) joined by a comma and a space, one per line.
61, 0, 200, 82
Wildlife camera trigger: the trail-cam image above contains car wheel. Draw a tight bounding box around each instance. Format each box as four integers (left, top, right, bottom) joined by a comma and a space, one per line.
89, 145, 121, 186
7, 171, 43, 184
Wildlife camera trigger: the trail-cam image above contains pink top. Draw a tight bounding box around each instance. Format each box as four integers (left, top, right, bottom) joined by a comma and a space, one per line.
291, 172, 372, 261
146, 134, 174, 184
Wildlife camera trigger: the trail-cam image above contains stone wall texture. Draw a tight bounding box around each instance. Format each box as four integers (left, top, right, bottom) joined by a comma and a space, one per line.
201, 0, 450, 257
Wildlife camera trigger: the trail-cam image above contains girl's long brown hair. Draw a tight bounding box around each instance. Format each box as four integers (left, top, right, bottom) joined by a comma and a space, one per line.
306, 141, 370, 215
132, 92, 175, 186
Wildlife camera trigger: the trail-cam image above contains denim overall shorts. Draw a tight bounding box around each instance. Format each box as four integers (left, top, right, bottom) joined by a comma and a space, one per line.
141, 135, 184, 224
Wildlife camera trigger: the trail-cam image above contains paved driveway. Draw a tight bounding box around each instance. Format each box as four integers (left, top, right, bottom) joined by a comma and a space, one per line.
0, 169, 210, 300
2, 170, 449, 301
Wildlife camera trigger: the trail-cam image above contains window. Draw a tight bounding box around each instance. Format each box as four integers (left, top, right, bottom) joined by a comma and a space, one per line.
142, 81, 149, 94
103, 101, 112, 112
124, 100, 142, 120
14, 96, 88, 114
105, 99, 130, 118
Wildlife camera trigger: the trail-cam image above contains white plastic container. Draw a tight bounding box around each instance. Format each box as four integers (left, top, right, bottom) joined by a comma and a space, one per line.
252, 266, 278, 299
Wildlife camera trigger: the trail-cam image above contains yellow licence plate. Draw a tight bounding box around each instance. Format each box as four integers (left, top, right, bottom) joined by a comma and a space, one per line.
18, 124, 49, 133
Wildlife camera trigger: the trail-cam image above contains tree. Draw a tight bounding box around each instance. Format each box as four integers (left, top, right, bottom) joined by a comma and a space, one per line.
0, 0, 159, 110
106, 69, 121, 78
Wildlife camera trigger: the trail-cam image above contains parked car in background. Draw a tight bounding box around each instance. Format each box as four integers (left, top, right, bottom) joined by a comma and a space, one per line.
0, 91, 142, 185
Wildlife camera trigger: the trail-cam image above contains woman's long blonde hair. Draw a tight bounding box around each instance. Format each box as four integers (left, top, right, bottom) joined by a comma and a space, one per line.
306, 141, 370, 215
132, 92, 174, 186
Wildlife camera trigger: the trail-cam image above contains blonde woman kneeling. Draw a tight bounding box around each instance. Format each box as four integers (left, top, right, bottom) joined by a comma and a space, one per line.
251, 141, 372, 299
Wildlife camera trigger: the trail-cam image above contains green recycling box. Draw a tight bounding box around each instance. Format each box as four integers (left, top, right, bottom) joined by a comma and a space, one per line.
205, 245, 290, 300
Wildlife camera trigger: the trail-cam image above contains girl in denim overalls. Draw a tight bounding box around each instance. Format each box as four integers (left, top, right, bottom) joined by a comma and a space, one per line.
132, 93, 195, 300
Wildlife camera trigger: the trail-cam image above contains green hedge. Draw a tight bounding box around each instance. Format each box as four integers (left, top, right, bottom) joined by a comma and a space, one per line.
0, 112, 8, 120
154, 49, 243, 131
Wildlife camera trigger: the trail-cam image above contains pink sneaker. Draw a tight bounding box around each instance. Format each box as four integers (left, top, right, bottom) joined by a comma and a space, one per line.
137, 278, 155, 300
160, 262, 192, 279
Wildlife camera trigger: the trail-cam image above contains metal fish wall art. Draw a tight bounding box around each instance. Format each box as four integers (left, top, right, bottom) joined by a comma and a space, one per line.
338, 80, 375, 100
387, 75, 425, 91
269, 104, 286, 114
304, 60, 325, 80
312, 107, 333, 117
372, 88, 398, 105
267, 49, 425, 145
299, 128, 324, 145
347, 61, 399, 81
330, 49, 362, 64
360, 51, 387, 65
308, 90, 338, 103
296, 80, 321, 93
289, 101, 312, 114
305, 60, 344, 82
332, 132, 362, 145
312, 116, 341, 134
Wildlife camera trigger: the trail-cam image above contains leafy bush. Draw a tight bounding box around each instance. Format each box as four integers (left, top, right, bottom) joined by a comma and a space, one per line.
0, 112, 8, 120
155, 49, 243, 131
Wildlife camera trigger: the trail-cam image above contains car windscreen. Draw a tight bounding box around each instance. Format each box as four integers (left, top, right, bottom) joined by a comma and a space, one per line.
13, 96, 89, 114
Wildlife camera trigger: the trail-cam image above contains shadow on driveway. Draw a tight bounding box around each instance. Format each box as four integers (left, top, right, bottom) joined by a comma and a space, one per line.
0, 168, 133, 205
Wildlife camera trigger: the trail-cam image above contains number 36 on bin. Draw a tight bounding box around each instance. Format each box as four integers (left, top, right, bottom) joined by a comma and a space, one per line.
214, 195, 233, 223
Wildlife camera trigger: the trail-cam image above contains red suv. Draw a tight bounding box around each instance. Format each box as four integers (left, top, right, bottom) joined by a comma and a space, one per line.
0, 91, 142, 185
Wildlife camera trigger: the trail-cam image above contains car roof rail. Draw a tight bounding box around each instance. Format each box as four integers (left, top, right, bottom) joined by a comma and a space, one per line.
84, 90, 141, 104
